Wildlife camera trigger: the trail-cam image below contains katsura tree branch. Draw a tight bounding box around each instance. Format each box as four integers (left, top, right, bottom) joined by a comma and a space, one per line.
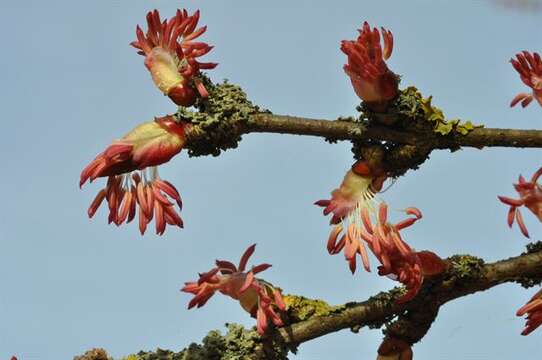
86, 247, 541, 360
245, 113, 542, 149
179, 80, 542, 183
274, 247, 542, 346
182, 80, 542, 174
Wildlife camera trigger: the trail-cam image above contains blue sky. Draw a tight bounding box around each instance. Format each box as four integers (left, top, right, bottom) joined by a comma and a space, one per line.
1, 1, 541, 359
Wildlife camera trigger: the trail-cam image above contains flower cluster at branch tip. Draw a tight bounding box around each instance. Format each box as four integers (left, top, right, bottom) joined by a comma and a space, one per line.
80, 115, 186, 235
517, 288, 542, 335
377, 338, 413, 360
181, 244, 286, 335
341, 21, 399, 108
131, 8, 217, 107
510, 51, 542, 108
316, 161, 446, 303
498, 167, 542, 238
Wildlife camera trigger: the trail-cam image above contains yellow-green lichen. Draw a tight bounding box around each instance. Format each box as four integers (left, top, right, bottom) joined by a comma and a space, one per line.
395, 87, 483, 136
127, 323, 288, 360
179, 75, 267, 157
73, 348, 112, 360
284, 295, 344, 322
352, 86, 480, 176
120, 355, 139, 360
449, 255, 485, 280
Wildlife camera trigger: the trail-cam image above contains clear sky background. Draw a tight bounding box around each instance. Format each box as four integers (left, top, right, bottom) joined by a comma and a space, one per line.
1, 0, 541, 359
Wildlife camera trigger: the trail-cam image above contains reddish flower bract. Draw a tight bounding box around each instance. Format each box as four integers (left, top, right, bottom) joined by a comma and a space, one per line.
80, 115, 187, 235
510, 51, 542, 108
517, 288, 542, 335
131, 8, 217, 106
316, 162, 446, 303
341, 21, 399, 108
315, 160, 386, 225
498, 166, 542, 238
377, 337, 413, 360
181, 244, 286, 335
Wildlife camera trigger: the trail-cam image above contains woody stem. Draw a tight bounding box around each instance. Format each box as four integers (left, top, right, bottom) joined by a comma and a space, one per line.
245, 113, 542, 149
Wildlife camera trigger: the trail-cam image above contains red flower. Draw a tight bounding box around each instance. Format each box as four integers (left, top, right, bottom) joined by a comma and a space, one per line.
131, 8, 217, 106
315, 160, 386, 225
377, 338, 413, 360
341, 21, 399, 107
80, 115, 186, 235
510, 51, 542, 108
316, 163, 446, 303
516, 288, 542, 335
181, 244, 286, 335
498, 167, 542, 238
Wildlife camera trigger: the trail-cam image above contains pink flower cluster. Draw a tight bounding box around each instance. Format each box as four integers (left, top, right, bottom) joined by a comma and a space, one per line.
510, 51, 542, 108
131, 8, 217, 106
517, 288, 542, 335
81, 6, 219, 234
316, 162, 446, 303
181, 244, 286, 334
341, 21, 399, 108
377, 337, 413, 360
498, 167, 542, 238
80, 116, 186, 234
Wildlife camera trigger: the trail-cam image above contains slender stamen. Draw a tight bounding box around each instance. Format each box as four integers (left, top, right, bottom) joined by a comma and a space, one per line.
347, 188, 378, 232
151, 166, 159, 181
141, 168, 148, 184
121, 173, 132, 190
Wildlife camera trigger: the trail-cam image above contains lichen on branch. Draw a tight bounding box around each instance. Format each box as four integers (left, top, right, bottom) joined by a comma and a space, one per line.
180, 76, 266, 157
110, 324, 288, 360
178, 78, 542, 170
379, 86, 482, 136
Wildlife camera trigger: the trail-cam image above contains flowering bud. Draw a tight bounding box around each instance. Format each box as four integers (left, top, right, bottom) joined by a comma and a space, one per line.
341, 22, 399, 109
510, 51, 542, 108
131, 8, 217, 106
181, 244, 286, 335
80, 116, 186, 235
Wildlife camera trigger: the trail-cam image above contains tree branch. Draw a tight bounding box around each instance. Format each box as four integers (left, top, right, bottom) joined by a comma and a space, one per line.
246, 113, 542, 149
81, 247, 542, 359
275, 248, 542, 346
182, 80, 542, 163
